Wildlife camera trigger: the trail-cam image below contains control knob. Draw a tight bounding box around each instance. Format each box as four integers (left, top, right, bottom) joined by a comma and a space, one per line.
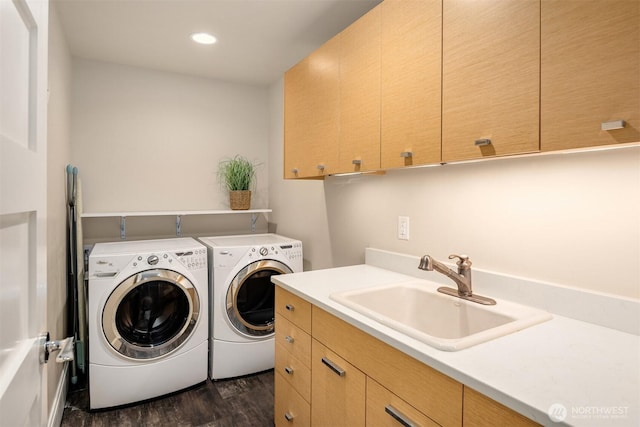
259, 247, 268, 256
147, 255, 159, 265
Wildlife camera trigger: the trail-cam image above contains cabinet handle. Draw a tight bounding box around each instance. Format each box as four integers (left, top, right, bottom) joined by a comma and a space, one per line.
352, 159, 362, 165
321, 357, 345, 377
284, 412, 294, 422
317, 164, 325, 171
400, 151, 413, 158
285, 304, 294, 312
284, 366, 294, 375
601, 120, 626, 131
385, 405, 418, 427
474, 138, 492, 146
291, 168, 299, 174
284, 335, 295, 343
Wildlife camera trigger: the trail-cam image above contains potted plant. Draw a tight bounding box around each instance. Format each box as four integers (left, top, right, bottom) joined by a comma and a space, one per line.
217, 155, 256, 210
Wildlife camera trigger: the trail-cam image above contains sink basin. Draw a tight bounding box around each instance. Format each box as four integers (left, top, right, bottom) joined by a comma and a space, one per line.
330, 282, 552, 351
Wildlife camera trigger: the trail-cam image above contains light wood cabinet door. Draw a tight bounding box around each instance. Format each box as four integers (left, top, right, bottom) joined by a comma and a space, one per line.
463, 387, 541, 427
541, 0, 640, 151
366, 377, 439, 427
381, 0, 442, 169
284, 35, 340, 179
339, 5, 381, 174
442, 0, 540, 162
311, 339, 366, 427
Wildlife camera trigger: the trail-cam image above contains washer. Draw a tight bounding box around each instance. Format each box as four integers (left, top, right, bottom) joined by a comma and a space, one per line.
88, 237, 208, 409
198, 234, 302, 380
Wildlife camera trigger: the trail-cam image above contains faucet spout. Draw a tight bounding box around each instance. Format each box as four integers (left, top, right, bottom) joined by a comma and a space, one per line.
418, 253, 496, 305
418, 254, 473, 296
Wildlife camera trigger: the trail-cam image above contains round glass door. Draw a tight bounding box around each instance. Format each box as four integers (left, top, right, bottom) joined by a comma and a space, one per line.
102, 269, 200, 360
226, 260, 292, 337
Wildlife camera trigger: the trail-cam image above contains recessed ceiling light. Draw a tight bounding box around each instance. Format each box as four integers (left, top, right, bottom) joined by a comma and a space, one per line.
191, 32, 217, 45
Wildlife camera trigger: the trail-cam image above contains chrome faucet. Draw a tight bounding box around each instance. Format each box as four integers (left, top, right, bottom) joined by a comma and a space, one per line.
418, 254, 496, 305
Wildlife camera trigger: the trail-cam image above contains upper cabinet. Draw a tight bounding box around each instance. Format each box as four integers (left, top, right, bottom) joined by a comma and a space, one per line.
283, 0, 640, 179
442, 0, 540, 162
284, 35, 340, 179
380, 0, 442, 169
338, 6, 381, 174
541, 0, 640, 151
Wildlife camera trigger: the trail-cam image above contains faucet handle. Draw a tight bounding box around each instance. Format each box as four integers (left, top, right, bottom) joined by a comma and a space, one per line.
448, 254, 471, 269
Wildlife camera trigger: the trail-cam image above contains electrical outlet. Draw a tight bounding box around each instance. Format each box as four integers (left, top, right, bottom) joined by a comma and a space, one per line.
398, 216, 409, 240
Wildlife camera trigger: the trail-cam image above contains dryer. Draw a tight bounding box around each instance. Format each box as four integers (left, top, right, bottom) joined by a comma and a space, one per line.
198, 234, 302, 380
88, 238, 208, 409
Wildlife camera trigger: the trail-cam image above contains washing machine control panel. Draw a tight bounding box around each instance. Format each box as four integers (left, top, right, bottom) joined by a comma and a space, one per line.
128, 249, 207, 271
174, 248, 207, 270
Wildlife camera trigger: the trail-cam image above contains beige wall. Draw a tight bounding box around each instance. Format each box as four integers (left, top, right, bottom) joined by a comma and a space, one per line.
71, 59, 270, 241
47, 3, 72, 422
268, 78, 640, 299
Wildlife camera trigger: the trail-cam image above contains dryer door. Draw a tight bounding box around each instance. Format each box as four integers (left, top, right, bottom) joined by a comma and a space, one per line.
226, 260, 292, 337
102, 269, 200, 360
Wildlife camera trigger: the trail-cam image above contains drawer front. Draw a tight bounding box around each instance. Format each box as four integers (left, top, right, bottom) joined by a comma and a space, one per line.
275, 371, 311, 427
312, 339, 366, 427
276, 287, 312, 333
276, 342, 311, 403
463, 387, 540, 427
367, 377, 439, 427
312, 306, 462, 426
275, 315, 311, 368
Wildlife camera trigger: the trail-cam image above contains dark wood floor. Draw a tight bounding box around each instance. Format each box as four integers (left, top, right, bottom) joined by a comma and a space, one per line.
61, 370, 274, 427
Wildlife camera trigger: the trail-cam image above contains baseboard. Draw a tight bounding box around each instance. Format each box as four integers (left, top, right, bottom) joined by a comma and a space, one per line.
48, 364, 68, 427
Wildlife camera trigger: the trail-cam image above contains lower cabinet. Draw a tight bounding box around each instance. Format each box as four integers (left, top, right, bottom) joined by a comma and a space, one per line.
275, 287, 541, 426
311, 339, 366, 426
274, 288, 312, 427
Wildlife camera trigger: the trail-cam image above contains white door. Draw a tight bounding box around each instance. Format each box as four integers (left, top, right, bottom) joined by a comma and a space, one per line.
0, 0, 49, 425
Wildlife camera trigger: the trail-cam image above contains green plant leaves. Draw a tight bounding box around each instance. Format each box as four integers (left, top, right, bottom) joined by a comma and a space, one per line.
217, 155, 256, 191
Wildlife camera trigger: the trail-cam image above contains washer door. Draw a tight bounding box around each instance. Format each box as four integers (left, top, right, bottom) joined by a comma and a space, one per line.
102, 269, 200, 360
226, 259, 292, 337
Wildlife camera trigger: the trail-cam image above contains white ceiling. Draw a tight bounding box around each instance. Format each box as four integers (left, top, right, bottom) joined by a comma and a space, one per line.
53, 0, 382, 86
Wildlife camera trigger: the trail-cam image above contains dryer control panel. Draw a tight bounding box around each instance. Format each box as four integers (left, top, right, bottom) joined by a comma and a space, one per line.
246, 242, 303, 263
277, 242, 303, 263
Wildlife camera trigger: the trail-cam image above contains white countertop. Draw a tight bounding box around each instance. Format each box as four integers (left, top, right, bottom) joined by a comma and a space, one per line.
272, 259, 640, 427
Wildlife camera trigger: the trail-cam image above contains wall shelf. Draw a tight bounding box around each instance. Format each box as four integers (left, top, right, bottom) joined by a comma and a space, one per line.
81, 209, 272, 239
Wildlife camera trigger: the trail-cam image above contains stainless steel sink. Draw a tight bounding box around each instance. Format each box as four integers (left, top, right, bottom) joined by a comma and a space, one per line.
330, 281, 552, 351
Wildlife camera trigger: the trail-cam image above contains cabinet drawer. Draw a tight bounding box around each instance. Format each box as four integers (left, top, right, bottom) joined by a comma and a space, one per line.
367, 377, 439, 427
276, 287, 312, 333
275, 315, 311, 368
275, 371, 311, 427
312, 307, 462, 426
312, 339, 366, 427
275, 342, 311, 403
463, 387, 540, 427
